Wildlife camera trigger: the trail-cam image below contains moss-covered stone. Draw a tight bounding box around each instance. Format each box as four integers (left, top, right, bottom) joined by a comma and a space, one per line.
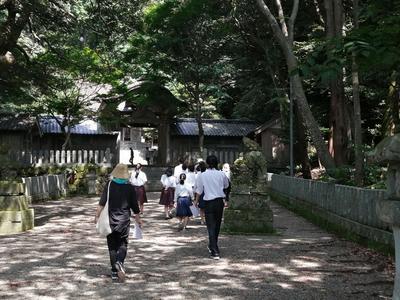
0, 181, 24, 195
0, 209, 34, 235
0, 195, 29, 211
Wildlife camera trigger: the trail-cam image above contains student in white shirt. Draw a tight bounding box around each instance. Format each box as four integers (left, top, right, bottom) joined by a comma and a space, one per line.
194, 161, 207, 225
175, 173, 194, 230
185, 163, 196, 191
159, 167, 176, 219
130, 163, 148, 214
196, 155, 229, 260
174, 157, 188, 182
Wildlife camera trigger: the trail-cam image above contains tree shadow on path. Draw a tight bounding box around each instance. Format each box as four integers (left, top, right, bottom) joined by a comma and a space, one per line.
0, 193, 394, 299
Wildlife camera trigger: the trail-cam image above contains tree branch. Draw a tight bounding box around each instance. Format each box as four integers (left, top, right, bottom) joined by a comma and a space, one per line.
288, 0, 299, 45
255, 0, 290, 54
15, 44, 30, 63
274, 0, 288, 37
0, 1, 9, 10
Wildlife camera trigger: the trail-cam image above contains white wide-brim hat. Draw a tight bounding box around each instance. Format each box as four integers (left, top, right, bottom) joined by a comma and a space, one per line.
110, 164, 129, 179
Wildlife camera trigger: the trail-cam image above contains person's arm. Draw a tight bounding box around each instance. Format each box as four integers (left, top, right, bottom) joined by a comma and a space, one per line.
174, 185, 179, 203
142, 172, 148, 184
195, 174, 204, 195
188, 184, 194, 200
160, 175, 166, 187
94, 205, 104, 224
129, 187, 143, 226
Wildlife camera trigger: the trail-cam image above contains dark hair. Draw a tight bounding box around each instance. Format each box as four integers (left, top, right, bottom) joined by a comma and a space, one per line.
135, 163, 142, 178
165, 167, 173, 177
188, 163, 195, 172
196, 161, 207, 173
182, 162, 188, 171
206, 155, 219, 169
179, 173, 186, 185
178, 157, 185, 164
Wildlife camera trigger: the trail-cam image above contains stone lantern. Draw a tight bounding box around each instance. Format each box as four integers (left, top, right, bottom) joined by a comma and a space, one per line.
223, 138, 274, 234
372, 134, 400, 299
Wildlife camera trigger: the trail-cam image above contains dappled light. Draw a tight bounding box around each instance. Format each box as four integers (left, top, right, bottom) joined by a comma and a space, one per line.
0, 193, 394, 299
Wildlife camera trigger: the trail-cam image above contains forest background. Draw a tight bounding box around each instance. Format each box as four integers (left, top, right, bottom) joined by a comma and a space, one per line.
1, 0, 399, 187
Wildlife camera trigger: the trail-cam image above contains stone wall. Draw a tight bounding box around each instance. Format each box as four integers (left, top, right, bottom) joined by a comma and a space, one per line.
22, 174, 67, 203
267, 173, 394, 247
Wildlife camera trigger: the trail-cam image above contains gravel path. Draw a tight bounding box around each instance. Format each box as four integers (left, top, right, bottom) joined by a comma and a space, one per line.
0, 192, 394, 299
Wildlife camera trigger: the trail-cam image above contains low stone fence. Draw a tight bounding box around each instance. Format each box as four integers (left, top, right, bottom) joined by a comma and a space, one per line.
22, 174, 67, 203
267, 173, 393, 247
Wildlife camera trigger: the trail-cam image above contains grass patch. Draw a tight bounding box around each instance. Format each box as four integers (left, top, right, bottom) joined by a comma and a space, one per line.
269, 190, 394, 257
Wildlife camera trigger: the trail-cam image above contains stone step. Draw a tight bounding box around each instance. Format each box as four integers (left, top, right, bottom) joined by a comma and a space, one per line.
0, 209, 34, 235
0, 195, 29, 211
0, 182, 25, 196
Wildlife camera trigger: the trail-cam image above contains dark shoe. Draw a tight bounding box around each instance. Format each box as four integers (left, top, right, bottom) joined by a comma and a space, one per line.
115, 261, 126, 282
111, 271, 118, 281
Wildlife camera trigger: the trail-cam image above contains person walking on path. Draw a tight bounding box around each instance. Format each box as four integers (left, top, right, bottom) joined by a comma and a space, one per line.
130, 163, 148, 215
175, 173, 193, 230
195, 155, 229, 260
94, 164, 142, 282
159, 167, 176, 219
194, 161, 207, 225
222, 163, 232, 206
186, 162, 196, 191
174, 157, 187, 182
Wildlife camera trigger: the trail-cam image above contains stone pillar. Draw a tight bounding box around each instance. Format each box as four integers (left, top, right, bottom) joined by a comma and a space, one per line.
86, 173, 97, 195
0, 181, 34, 235
224, 185, 274, 234
372, 134, 400, 300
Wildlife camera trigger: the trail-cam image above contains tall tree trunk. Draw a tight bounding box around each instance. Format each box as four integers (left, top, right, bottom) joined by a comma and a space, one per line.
0, 1, 31, 66
323, 0, 349, 166
352, 0, 363, 186
194, 85, 204, 157
256, 0, 336, 171
294, 105, 312, 179
62, 130, 72, 150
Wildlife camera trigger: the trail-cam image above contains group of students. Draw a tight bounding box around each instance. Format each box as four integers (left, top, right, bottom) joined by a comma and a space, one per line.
95, 155, 231, 282
159, 158, 231, 233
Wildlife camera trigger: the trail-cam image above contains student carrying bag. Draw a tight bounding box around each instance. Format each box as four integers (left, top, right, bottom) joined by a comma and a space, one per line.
96, 182, 112, 237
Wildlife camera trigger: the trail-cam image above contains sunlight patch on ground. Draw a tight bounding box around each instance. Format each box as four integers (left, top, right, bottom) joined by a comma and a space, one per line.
291, 258, 321, 268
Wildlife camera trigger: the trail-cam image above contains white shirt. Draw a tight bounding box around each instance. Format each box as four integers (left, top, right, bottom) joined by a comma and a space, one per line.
195, 169, 229, 200
174, 183, 194, 202
160, 174, 176, 189
223, 170, 231, 181
186, 171, 196, 190
130, 170, 147, 186
174, 164, 187, 181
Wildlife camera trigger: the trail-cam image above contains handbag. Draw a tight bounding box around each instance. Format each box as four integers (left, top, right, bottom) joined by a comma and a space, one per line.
132, 221, 143, 239
96, 182, 112, 237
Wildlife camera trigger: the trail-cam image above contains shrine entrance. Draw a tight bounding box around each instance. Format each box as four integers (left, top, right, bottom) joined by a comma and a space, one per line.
100, 81, 185, 166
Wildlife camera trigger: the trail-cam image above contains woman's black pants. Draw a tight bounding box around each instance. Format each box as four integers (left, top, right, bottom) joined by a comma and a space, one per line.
107, 231, 128, 271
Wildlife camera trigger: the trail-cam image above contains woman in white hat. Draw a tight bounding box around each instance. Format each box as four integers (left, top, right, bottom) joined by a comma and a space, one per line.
95, 164, 142, 282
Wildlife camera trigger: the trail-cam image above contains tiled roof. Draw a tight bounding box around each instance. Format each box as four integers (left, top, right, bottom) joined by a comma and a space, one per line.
38, 117, 117, 135
0, 114, 35, 131
172, 118, 257, 137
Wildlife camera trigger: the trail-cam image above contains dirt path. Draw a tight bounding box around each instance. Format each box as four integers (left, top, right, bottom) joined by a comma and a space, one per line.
0, 192, 394, 299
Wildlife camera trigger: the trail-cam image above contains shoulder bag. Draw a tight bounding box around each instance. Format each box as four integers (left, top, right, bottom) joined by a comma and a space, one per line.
96, 181, 112, 237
